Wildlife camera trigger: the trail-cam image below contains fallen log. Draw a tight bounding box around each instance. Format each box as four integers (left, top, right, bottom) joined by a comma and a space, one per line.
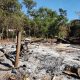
63, 65, 80, 78
55, 36, 70, 44
69, 38, 80, 44
78, 68, 80, 77
63, 71, 77, 76
30, 38, 44, 43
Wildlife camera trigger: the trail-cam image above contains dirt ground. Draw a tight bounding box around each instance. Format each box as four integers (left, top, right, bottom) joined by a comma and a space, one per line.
0, 39, 15, 44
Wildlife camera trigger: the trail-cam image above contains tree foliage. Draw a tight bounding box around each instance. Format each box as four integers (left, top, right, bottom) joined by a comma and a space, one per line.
1, 0, 78, 39
0, 0, 24, 38
69, 19, 80, 37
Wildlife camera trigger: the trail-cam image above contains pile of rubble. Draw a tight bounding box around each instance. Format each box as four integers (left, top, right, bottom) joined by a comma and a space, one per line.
0, 42, 80, 80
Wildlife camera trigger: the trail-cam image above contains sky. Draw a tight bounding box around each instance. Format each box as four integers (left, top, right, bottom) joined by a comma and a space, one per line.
20, 0, 80, 21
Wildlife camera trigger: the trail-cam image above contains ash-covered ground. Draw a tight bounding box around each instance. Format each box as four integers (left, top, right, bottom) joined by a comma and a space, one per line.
0, 42, 80, 80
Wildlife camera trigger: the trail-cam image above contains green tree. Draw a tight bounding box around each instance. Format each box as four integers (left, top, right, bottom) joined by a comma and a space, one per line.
30, 7, 58, 38
23, 0, 36, 14
48, 8, 68, 38
69, 19, 80, 37
0, 0, 24, 38
56, 8, 68, 38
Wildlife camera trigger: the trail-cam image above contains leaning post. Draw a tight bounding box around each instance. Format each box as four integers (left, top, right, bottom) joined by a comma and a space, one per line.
14, 31, 21, 67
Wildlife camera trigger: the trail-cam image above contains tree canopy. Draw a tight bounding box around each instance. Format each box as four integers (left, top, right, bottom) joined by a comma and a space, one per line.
0, 0, 79, 39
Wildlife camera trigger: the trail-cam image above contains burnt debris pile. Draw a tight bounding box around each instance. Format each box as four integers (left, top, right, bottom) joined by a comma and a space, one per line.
0, 42, 80, 80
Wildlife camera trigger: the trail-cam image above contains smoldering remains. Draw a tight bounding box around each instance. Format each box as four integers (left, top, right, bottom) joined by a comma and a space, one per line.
0, 42, 80, 80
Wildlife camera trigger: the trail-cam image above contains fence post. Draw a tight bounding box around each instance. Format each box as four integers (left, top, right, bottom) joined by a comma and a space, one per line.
15, 31, 21, 67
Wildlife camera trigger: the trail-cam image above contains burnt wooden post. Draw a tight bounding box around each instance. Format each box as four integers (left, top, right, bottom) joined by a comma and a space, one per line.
15, 31, 21, 67
78, 68, 80, 77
